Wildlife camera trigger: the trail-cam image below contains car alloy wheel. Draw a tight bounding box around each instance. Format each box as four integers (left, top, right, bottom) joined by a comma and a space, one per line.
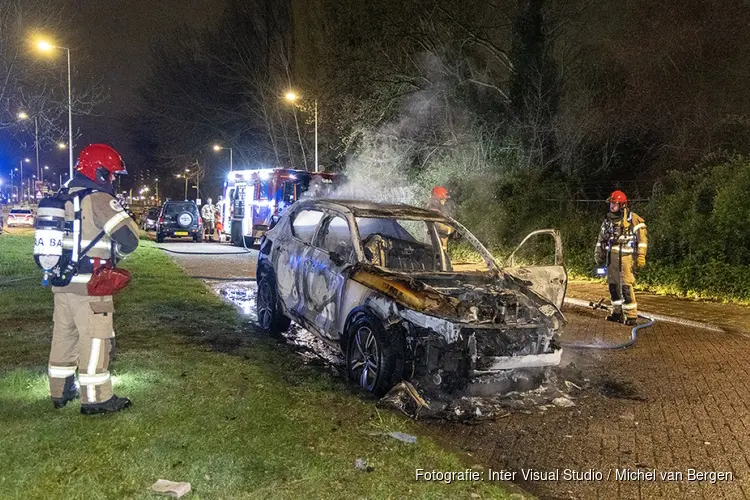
256, 273, 291, 335
349, 326, 380, 392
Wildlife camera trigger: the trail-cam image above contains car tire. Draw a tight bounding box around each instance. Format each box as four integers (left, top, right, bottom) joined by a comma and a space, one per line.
194, 232, 204, 243
156, 232, 165, 243
346, 313, 405, 397
256, 272, 291, 335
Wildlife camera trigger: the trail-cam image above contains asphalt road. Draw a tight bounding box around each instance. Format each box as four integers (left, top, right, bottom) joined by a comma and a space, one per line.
157, 237, 750, 500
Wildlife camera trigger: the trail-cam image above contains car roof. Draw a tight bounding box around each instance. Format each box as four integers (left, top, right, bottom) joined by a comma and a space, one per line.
295, 198, 449, 221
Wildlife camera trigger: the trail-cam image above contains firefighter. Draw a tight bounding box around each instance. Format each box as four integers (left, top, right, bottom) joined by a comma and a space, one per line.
594, 190, 648, 326
426, 186, 456, 250
201, 197, 216, 242
49, 144, 139, 414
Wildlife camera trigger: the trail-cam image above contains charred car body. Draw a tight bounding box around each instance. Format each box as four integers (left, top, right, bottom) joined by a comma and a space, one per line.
256, 199, 567, 396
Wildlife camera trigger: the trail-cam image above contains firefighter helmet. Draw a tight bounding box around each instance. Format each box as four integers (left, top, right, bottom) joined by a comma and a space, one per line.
431, 186, 450, 200
76, 144, 126, 185
608, 190, 628, 206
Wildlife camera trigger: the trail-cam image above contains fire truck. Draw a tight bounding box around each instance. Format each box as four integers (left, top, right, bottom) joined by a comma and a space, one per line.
222, 168, 339, 246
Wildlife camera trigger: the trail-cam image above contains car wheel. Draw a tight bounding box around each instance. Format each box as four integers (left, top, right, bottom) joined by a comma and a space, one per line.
156, 232, 165, 243
194, 231, 204, 243
256, 272, 291, 335
346, 314, 405, 397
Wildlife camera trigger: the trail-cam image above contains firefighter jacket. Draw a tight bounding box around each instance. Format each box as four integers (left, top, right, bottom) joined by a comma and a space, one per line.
52, 177, 139, 296
594, 208, 648, 285
201, 203, 216, 222
426, 198, 456, 240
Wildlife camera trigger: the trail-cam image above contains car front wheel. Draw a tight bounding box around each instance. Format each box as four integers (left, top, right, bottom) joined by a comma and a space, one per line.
256, 272, 291, 335
346, 314, 404, 397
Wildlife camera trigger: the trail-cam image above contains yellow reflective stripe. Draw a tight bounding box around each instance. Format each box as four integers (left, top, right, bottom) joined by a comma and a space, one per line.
612, 300, 624, 305
79, 372, 110, 385
88, 339, 102, 375
71, 274, 92, 283
638, 243, 648, 248
48, 365, 76, 378
632, 223, 646, 231
103, 211, 131, 235
611, 247, 633, 253
622, 303, 638, 310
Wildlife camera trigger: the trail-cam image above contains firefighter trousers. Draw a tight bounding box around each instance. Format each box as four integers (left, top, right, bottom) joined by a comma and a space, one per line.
49, 293, 116, 404
606, 253, 638, 319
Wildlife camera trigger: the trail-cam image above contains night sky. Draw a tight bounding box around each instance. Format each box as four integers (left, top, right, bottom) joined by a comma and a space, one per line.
65, 0, 225, 177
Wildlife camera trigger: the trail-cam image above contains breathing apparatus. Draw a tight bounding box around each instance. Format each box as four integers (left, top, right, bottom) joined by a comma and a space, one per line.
33, 196, 68, 286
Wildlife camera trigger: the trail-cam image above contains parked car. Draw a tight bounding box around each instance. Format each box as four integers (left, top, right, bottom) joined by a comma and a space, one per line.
155, 201, 203, 243
7, 207, 35, 228
142, 207, 161, 232
256, 199, 567, 397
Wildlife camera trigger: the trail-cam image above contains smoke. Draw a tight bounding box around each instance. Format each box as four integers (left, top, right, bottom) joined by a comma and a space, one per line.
326, 51, 479, 207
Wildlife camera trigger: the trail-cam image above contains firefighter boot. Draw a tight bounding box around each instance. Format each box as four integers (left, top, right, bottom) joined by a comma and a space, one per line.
52, 388, 80, 409
624, 317, 638, 327
80, 395, 132, 415
606, 312, 624, 323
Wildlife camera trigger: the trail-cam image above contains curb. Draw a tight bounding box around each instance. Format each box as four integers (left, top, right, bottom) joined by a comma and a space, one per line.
563, 297, 735, 334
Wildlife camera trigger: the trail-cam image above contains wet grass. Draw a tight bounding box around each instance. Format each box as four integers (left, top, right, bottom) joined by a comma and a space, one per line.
0, 234, 512, 499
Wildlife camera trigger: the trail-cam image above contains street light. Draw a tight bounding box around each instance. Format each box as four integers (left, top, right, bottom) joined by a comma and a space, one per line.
57, 142, 66, 149
213, 144, 233, 172
19, 158, 30, 201
17, 112, 40, 180
284, 90, 318, 173
36, 39, 74, 179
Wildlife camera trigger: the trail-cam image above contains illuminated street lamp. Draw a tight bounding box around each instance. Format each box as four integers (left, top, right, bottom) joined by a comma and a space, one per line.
213, 144, 233, 172
17, 112, 40, 180
57, 142, 66, 149
36, 39, 74, 179
284, 90, 318, 173
19, 158, 30, 201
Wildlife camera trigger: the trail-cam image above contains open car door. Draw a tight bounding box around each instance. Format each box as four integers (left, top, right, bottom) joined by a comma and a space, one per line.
504, 229, 567, 310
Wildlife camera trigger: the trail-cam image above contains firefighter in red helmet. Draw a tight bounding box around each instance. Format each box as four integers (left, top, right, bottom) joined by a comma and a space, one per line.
427, 186, 456, 250
47, 144, 139, 414
594, 190, 648, 326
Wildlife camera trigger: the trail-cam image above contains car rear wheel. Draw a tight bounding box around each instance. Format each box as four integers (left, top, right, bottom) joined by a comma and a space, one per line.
256, 272, 291, 335
346, 314, 404, 397
156, 232, 165, 243
194, 231, 204, 243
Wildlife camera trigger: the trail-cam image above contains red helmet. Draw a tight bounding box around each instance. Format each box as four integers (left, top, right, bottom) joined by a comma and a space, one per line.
608, 190, 627, 205
431, 186, 449, 200
76, 144, 126, 184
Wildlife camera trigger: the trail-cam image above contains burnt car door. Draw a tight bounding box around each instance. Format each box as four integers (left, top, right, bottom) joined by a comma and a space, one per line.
275, 208, 324, 321
302, 212, 355, 340
504, 229, 567, 309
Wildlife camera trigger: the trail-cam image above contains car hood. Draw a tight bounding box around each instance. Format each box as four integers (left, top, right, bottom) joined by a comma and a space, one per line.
350, 264, 564, 327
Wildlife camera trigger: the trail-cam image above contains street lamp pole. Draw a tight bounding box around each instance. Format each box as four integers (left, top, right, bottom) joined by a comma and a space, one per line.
65, 47, 73, 179
36, 41, 73, 178
184, 176, 188, 200
314, 99, 318, 173
213, 145, 233, 172
155, 178, 159, 203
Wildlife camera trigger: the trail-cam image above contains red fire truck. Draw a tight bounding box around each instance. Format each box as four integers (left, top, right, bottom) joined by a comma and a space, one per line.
221, 168, 339, 246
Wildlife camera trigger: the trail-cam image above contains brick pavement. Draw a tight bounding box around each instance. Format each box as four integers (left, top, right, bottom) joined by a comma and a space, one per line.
431, 308, 750, 499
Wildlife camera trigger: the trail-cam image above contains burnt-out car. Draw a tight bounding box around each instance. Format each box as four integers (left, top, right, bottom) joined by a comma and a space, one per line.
256, 199, 567, 397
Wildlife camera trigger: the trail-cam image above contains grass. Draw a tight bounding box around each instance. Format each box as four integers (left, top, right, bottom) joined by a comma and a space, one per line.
0, 233, 514, 500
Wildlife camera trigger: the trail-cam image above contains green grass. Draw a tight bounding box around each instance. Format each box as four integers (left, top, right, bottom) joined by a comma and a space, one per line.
0, 234, 514, 499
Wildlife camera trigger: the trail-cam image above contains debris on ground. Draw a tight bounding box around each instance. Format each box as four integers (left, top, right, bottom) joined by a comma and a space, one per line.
388, 432, 417, 444
354, 458, 375, 472
150, 479, 192, 498
552, 397, 575, 408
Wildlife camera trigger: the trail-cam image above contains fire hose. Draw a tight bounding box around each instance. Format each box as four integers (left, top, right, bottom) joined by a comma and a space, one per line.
560, 298, 657, 350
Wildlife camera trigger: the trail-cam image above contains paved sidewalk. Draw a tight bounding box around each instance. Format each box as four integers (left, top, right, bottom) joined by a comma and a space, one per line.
567, 279, 750, 334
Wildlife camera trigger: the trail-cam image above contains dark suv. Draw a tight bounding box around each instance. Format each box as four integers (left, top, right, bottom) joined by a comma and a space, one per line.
156, 201, 203, 243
